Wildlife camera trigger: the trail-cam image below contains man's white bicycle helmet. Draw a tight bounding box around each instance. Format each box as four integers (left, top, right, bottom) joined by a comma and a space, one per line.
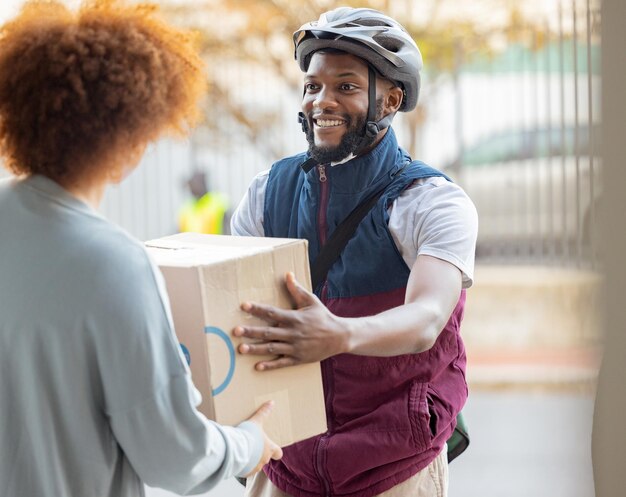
293, 7, 423, 111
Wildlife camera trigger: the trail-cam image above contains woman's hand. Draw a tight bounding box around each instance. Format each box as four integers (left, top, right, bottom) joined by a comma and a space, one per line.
243, 401, 283, 477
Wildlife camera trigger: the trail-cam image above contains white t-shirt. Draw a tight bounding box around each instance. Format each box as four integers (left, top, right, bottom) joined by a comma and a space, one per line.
231, 169, 478, 288
0, 175, 263, 497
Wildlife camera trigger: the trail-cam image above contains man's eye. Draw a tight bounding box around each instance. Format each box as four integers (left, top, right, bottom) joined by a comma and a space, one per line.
340, 83, 356, 91
305, 83, 319, 91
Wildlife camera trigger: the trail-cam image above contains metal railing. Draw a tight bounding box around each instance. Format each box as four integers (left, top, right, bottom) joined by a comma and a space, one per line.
454, 0, 601, 269
0, 0, 602, 271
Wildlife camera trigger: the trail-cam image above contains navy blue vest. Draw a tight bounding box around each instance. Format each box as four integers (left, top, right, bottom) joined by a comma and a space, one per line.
262, 128, 467, 497
264, 128, 448, 299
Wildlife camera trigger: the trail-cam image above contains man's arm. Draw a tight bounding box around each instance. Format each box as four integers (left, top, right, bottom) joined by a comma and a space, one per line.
233, 254, 462, 370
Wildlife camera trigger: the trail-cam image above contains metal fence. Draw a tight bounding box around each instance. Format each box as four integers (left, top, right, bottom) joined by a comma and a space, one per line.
0, 0, 602, 269
454, 0, 601, 269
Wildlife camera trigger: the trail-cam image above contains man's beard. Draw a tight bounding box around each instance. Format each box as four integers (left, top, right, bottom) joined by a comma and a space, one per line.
305, 99, 383, 164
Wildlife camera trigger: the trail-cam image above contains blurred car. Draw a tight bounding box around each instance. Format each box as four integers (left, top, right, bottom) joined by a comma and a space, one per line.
450, 123, 601, 260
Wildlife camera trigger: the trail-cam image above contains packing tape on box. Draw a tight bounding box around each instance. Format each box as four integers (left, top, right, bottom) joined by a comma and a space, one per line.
255, 389, 294, 446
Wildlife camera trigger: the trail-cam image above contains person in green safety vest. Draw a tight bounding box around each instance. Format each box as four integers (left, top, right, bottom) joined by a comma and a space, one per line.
178, 170, 229, 234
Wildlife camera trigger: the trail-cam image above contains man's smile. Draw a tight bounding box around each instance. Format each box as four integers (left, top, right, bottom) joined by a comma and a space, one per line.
315, 118, 346, 128
313, 114, 348, 130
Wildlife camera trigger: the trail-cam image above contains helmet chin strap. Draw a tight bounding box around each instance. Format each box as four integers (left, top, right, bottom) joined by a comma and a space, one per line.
298, 111, 309, 134
352, 65, 393, 157
298, 111, 317, 173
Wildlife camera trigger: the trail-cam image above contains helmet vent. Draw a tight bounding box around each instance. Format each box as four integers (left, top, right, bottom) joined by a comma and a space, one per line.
352, 19, 394, 28
373, 34, 403, 53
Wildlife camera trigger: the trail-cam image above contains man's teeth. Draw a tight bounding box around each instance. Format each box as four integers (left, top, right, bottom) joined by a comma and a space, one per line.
316, 119, 344, 128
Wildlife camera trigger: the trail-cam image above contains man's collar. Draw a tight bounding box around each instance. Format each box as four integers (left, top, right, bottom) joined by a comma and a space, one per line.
330, 153, 356, 167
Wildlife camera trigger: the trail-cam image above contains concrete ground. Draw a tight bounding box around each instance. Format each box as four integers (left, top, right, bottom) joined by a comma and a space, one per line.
449, 390, 595, 497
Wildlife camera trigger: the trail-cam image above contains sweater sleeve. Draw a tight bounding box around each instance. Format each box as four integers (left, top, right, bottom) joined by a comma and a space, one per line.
92, 239, 264, 494
108, 376, 263, 494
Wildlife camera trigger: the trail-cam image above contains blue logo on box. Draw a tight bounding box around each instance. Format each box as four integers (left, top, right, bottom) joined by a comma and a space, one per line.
204, 326, 236, 396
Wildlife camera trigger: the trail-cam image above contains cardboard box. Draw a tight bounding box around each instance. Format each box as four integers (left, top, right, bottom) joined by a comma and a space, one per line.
145, 232, 327, 447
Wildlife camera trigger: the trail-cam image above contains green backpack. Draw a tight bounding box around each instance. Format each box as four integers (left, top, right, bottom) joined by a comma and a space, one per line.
447, 411, 470, 462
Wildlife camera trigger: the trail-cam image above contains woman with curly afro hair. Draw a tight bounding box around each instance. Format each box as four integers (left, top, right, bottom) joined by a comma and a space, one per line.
0, 2, 281, 496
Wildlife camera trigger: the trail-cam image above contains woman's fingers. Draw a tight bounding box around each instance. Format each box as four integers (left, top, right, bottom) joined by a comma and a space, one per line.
247, 400, 275, 423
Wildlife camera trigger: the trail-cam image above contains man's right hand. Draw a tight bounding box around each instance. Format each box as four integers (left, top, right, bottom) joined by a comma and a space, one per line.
234, 272, 348, 371
244, 401, 283, 477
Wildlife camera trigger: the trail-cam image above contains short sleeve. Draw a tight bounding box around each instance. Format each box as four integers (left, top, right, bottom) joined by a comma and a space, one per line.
388, 177, 478, 288
230, 170, 269, 237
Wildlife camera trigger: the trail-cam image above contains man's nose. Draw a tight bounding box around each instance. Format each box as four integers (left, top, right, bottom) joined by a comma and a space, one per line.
313, 87, 338, 110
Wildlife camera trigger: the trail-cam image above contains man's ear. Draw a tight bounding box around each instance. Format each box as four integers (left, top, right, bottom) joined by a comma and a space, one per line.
384, 86, 404, 114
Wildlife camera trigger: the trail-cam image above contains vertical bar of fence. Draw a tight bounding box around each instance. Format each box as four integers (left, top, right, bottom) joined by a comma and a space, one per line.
171, 137, 180, 236
453, 38, 469, 254
519, 31, 528, 261
558, 0, 569, 264
141, 147, 150, 240
532, 30, 542, 261
226, 61, 235, 212
572, 0, 583, 266
154, 142, 162, 238
545, 19, 555, 262
586, 0, 596, 269
488, 52, 501, 261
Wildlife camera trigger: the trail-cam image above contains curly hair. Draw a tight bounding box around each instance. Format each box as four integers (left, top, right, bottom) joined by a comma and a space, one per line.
0, 0, 206, 183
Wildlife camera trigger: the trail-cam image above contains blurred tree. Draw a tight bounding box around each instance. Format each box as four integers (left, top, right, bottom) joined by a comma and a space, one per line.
160, 0, 574, 160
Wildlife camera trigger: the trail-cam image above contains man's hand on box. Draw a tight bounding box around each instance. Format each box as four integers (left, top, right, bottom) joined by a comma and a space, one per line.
233, 272, 349, 370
